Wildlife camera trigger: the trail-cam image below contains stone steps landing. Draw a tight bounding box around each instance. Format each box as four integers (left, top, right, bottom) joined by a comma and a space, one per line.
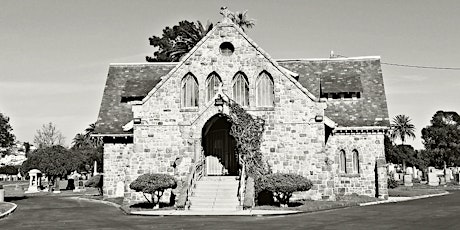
189, 176, 241, 211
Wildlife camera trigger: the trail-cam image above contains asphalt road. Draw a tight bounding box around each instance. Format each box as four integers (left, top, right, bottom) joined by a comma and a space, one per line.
2, 191, 460, 230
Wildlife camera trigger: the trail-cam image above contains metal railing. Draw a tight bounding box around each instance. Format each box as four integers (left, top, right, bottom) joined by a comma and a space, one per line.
185, 155, 205, 209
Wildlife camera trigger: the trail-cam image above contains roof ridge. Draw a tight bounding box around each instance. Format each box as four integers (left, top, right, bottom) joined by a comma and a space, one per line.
109, 62, 178, 66
276, 56, 381, 62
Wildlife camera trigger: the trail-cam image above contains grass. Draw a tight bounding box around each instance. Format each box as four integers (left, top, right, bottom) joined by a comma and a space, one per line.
255, 194, 381, 212
388, 182, 450, 197
0, 202, 14, 214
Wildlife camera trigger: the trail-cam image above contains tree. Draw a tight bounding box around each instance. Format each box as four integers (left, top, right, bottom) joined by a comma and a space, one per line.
421, 111, 460, 168
34, 122, 65, 148
21, 145, 80, 188
146, 8, 255, 62
71, 123, 103, 174
230, 10, 256, 32
391, 115, 416, 145
129, 173, 177, 208
0, 165, 19, 175
146, 20, 213, 62
0, 112, 15, 150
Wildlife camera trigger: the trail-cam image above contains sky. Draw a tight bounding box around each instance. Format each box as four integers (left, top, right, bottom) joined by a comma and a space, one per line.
1, 0, 459, 149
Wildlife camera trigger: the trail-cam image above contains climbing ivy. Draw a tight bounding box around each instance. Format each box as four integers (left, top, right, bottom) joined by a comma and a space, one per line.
227, 99, 267, 177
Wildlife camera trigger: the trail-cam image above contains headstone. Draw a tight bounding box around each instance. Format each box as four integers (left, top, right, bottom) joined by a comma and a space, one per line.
428, 173, 439, 186
445, 168, 452, 183
418, 170, 423, 180
406, 167, 413, 175
388, 164, 396, 175
428, 167, 435, 173
393, 173, 400, 181
25, 169, 42, 193
73, 172, 82, 192
404, 175, 413, 186
454, 173, 460, 184
440, 176, 446, 185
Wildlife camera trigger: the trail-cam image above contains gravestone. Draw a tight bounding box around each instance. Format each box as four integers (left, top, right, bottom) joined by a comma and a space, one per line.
388, 164, 396, 175
25, 169, 42, 193
406, 167, 413, 175
440, 176, 446, 185
445, 168, 452, 183
428, 167, 435, 173
428, 173, 439, 186
394, 173, 400, 181
404, 175, 413, 187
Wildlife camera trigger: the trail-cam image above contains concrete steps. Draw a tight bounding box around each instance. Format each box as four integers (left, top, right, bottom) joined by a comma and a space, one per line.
189, 176, 241, 211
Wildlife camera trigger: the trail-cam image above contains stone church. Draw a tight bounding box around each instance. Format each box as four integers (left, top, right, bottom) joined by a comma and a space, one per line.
94, 9, 390, 207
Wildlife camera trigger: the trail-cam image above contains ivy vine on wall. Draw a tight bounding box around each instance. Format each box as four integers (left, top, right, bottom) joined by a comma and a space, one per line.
227, 99, 268, 177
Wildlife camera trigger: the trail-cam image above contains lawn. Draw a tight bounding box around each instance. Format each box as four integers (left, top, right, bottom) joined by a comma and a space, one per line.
255, 194, 381, 212
0, 202, 14, 215
388, 183, 450, 197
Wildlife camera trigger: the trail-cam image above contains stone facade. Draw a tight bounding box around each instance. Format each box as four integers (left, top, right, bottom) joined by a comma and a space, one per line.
95, 14, 390, 205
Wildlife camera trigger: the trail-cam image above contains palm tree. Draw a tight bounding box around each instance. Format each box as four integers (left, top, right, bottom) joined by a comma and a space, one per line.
391, 115, 416, 172
391, 115, 416, 145
230, 10, 256, 32
84, 123, 102, 148
72, 133, 87, 149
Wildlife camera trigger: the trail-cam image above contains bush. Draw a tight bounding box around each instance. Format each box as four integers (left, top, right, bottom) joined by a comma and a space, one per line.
243, 176, 255, 209
130, 173, 177, 208
257, 173, 312, 206
85, 174, 103, 195
387, 177, 399, 189
0, 165, 19, 175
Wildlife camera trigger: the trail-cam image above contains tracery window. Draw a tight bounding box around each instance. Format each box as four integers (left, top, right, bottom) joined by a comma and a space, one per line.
181, 73, 199, 107
232, 72, 249, 106
352, 149, 360, 173
206, 72, 222, 101
256, 71, 274, 106
339, 150, 347, 173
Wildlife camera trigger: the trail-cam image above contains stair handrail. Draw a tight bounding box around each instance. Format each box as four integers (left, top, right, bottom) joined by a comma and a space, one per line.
237, 159, 246, 206
185, 154, 205, 209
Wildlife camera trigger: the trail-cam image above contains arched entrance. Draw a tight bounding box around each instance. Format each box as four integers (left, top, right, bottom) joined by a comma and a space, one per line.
202, 114, 239, 176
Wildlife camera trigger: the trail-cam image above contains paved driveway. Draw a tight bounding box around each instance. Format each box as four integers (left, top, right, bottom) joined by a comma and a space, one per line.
2, 191, 460, 230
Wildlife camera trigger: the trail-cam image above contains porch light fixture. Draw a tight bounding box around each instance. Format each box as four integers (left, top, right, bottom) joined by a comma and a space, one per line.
215, 94, 225, 112
133, 118, 141, 124
315, 115, 323, 122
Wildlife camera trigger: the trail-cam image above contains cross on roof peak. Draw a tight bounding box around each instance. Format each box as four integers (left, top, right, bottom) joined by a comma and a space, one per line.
220, 6, 233, 23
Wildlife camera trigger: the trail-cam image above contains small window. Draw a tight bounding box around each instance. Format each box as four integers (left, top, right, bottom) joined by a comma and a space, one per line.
352, 150, 360, 173
232, 72, 249, 106
206, 72, 222, 101
219, 42, 234, 56
256, 71, 274, 107
339, 150, 347, 173
181, 73, 199, 107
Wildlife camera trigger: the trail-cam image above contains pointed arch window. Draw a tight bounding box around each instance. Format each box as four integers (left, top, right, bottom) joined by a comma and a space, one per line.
181, 73, 199, 108
232, 72, 249, 106
206, 72, 222, 101
339, 150, 347, 173
352, 150, 360, 173
256, 71, 274, 107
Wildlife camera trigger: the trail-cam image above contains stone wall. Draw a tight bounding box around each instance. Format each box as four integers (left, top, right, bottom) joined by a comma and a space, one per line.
327, 132, 387, 199
103, 143, 132, 198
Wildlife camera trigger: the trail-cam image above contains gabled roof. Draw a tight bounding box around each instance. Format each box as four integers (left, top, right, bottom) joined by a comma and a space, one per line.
94, 63, 175, 135
278, 57, 390, 127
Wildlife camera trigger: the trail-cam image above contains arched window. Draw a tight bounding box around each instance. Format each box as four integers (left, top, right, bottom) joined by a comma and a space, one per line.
232, 72, 249, 106
181, 73, 198, 107
206, 72, 222, 101
339, 150, 347, 173
352, 150, 360, 173
256, 71, 274, 106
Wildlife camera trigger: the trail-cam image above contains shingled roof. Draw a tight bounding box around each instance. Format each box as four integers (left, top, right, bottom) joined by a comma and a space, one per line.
94, 63, 175, 135
95, 57, 389, 135
278, 57, 390, 127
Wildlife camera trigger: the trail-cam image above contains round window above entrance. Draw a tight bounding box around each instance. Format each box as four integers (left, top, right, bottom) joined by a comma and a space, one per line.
219, 42, 234, 56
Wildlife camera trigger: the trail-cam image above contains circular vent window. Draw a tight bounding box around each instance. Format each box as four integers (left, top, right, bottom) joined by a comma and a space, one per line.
219, 42, 234, 56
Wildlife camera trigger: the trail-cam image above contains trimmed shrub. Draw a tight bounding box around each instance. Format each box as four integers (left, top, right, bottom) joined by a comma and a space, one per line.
129, 173, 177, 208
387, 177, 398, 189
85, 174, 103, 195
257, 173, 312, 206
243, 176, 255, 209
0, 165, 19, 175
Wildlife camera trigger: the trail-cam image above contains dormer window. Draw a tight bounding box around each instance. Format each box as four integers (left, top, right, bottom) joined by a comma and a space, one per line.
320, 75, 362, 100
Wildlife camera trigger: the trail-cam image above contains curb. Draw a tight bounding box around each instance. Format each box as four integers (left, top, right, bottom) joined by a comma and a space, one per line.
359, 191, 450, 206
65, 197, 121, 208
0, 202, 18, 219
